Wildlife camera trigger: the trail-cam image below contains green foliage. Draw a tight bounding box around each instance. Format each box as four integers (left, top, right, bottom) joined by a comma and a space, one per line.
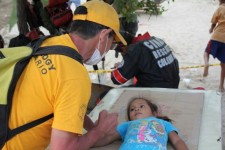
41, 0, 48, 6
144, 0, 162, 15
114, 0, 174, 23
114, 0, 139, 22
9, 0, 17, 29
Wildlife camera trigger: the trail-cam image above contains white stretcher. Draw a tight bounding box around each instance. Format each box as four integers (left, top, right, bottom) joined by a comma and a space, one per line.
89, 88, 222, 150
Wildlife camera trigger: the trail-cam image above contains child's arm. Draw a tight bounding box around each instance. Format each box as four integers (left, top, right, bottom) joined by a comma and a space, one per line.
168, 131, 189, 150
209, 23, 216, 33
92, 128, 121, 147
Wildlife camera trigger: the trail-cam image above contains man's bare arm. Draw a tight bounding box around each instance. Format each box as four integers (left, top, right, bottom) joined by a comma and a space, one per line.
49, 110, 118, 150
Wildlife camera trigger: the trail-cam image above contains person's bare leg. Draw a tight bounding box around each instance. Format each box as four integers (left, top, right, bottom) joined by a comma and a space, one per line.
203, 52, 209, 77
219, 62, 225, 92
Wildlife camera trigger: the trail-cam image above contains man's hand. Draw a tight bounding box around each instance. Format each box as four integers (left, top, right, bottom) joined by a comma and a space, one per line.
92, 110, 120, 147
113, 62, 120, 69
84, 114, 95, 131
95, 110, 118, 139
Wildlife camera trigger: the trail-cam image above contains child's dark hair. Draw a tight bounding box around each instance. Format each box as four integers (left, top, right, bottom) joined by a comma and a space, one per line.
127, 97, 173, 122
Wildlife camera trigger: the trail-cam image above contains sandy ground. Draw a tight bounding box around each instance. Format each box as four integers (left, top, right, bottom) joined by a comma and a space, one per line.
0, 1, 12, 30
0, 0, 224, 148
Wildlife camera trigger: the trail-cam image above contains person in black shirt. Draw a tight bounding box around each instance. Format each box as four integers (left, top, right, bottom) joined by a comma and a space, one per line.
111, 32, 180, 88
0, 35, 4, 48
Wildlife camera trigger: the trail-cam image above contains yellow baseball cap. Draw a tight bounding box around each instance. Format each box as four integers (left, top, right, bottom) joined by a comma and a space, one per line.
73, 0, 127, 45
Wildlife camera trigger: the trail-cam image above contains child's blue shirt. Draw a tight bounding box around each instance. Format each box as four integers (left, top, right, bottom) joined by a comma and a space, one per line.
117, 117, 178, 150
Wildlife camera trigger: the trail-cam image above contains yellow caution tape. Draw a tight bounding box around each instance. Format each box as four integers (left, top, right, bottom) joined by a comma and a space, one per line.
88, 70, 112, 73
88, 63, 220, 73
179, 63, 220, 69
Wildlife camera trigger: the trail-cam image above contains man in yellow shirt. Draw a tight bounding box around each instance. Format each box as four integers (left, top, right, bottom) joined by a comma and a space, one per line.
3, 1, 126, 149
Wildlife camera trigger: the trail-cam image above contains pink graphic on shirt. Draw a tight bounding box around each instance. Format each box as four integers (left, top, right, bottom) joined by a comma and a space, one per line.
138, 124, 147, 141
137, 121, 148, 142
137, 121, 157, 143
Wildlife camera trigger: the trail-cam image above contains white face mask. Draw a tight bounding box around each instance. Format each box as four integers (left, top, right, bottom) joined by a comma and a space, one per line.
85, 35, 109, 65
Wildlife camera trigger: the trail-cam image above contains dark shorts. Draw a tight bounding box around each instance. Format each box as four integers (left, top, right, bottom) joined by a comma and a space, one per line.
205, 40, 225, 63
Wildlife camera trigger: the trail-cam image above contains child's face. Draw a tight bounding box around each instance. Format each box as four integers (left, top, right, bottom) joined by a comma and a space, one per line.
129, 99, 154, 120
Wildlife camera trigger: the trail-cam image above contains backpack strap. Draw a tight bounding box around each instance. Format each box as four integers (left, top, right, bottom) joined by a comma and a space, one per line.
28, 35, 52, 51
30, 36, 83, 64
34, 45, 83, 64
6, 113, 53, 141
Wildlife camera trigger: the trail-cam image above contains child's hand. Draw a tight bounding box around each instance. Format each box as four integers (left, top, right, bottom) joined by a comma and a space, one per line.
209, 24, 216, 34
209, 28, 213, 33
111, 62, 120, 69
